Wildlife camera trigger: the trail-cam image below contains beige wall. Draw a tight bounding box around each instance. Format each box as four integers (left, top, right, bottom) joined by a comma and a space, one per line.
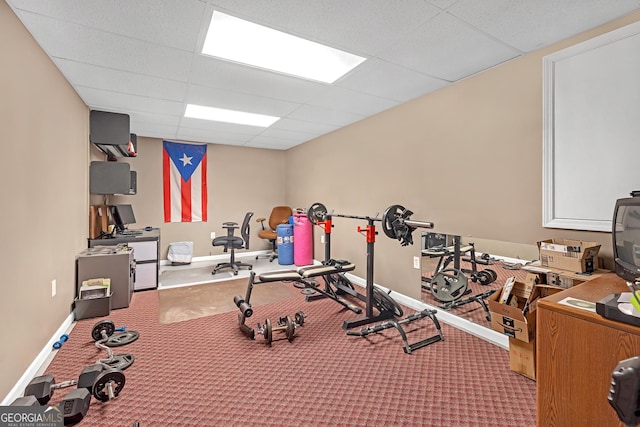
286, 11, 640, 300
0, 2, 89, 399
103, 139, 287, 258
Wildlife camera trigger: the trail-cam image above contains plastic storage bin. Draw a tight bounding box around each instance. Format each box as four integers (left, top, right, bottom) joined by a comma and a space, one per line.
75, 293, 112, 320
277, 224, 294, 265
168, 241, 193, 265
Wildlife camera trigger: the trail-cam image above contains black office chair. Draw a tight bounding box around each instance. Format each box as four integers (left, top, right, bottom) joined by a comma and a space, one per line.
212, 212, 253, 275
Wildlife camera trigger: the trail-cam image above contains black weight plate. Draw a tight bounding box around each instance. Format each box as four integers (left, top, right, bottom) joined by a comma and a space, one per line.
105, 331, 140, 347
264, 318, 272, 345
105, 354, 135, 371
381, 205, 405, 239
485, 269, 498, 282
91, 320, 115, 342
295, 311, 305, 326
372, 286, 403, 318
429, 269, 468, 303
92, 369, 125, 402
477, 271, 493, 286
307, 202, 328, 225
285, 316, 295, 342
300, 288, 317, 295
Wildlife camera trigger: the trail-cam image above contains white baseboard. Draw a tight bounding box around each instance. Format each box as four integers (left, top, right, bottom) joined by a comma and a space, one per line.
344, 272, 508, 350
160, 250, 269, 267
1, 313, 76, 405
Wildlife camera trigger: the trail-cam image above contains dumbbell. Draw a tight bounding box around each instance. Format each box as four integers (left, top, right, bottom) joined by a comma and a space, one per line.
52, 334, 69, 349
257, 311, 307, 345
12, 388, 91, 425
24, 364, 126, 405
233, 295, 253, 317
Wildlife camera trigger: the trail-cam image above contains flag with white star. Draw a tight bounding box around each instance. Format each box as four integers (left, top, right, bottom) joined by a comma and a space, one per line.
163, 140, 208, 222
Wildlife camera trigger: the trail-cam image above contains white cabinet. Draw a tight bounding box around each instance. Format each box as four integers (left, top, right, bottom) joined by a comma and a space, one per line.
134, 262, 157, 291
88, 229, 160, 291
128, 241, 157, 261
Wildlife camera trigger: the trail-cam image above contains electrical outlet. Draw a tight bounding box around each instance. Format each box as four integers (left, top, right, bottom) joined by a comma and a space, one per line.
321, 235, 326, 244
210, 232, 216, 239
51, 279, 56, 297
413, 256, 420, 269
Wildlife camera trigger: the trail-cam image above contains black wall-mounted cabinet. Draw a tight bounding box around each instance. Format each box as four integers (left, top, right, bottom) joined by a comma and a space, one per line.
90, 110, 136, 158
90, 161, 136, 195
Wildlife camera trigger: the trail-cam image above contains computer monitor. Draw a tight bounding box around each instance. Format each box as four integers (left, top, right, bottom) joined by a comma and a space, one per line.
110, 204, 136, 233
612, 193, 640, 282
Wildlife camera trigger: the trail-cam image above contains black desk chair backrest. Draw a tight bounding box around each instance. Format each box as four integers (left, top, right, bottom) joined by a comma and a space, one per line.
212, 212, 253, 275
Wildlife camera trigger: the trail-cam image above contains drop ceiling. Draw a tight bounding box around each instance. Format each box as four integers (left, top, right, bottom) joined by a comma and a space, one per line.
6, 0, 640, 150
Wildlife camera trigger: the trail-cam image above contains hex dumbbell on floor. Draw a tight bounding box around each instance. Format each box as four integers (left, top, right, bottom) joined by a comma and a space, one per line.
24, 365, 126, 405
21, 365, 126, 425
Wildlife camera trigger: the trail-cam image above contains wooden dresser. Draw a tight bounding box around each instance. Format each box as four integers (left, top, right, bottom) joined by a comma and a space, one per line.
537, 274, 640, 426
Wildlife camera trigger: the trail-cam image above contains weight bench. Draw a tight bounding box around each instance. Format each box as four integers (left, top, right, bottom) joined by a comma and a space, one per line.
233, 261, 444, 354
233, 261, 361, 340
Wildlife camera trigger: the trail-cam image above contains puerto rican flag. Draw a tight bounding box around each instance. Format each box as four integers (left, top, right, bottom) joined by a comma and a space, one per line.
163, 140, 207, 223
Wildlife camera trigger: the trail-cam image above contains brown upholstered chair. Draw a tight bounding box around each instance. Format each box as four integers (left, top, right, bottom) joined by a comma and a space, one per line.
256, 206, 293, 262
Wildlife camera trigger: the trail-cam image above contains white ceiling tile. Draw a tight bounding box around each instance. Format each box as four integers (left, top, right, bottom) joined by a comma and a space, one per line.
54, 59, 188, 102
184, 84, 302, 117
128, 112, 181, 127
130, 122, 179, 140
244, 135, 301, 150
75, 87, 185, 116
207, 0, 441, 55
270, 118, 339, 135
258, 127, 316, 142
178, 117, 265, 136
8, 0, 640, 150
189, 55, 328, 104
8, 0, 206, 51
288, 105, 366, 127
337, 58, 450, 102
307, 86, 400, 117
449, 0, 640, 52
425, 0, 459, 9
378, 12, 521, 81
175, 131, 248, 146
14, 11, 193, 81
176, 127, 253, 144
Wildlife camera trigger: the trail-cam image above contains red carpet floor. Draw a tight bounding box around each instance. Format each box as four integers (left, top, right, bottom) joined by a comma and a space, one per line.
43, 282, 536, 426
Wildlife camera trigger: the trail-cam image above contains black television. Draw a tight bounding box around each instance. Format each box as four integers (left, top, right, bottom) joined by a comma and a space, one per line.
612, 192, 640, 283
109, 204, 136, 233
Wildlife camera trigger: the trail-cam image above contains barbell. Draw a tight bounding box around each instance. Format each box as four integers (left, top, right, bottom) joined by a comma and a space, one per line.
307, 202, 434, 246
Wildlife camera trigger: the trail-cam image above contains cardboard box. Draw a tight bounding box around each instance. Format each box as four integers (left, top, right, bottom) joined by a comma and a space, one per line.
488, 277, 540, 343
525, 265, 611, 289
89, 205, 109, 239
537, 239, 600, 273
509, 337, 536, 380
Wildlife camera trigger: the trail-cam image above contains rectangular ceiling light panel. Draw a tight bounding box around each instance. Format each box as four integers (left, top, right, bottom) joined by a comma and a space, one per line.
184, 104, 280, 127
202, 11, 366, 83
